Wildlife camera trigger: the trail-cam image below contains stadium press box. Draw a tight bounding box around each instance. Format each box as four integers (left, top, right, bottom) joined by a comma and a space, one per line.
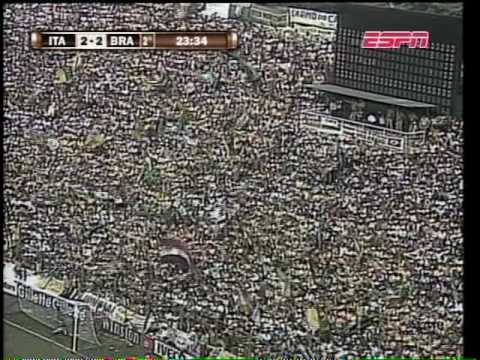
31, 31, 239, 50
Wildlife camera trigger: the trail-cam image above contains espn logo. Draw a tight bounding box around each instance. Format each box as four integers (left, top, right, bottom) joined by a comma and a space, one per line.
362, 31, 430, 49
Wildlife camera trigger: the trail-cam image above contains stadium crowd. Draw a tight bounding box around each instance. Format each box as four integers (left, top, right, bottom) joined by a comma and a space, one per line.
4, 3, 462, 358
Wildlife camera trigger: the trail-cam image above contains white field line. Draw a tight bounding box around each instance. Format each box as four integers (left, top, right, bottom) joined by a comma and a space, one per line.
3, 319, 87, 358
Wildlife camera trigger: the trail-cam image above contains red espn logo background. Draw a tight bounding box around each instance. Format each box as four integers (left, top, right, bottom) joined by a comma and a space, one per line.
362, 31, 431, 49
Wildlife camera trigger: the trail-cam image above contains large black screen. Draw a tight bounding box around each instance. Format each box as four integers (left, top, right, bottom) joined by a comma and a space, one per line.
334, 27, 458, 114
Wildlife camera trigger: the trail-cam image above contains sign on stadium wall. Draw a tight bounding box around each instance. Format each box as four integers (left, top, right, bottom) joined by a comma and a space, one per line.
304, 120, 343, 135
3, 262, 18, 296
319, 116, 343, 135
3, 262, 40, 296
153, 339, 194, 359
386, 137, 405, 150
288, 8, 338, 30
81, 292, 118, 316
101, 317, 142, 345
16, 282, 89, 321
372, 136, 405, 151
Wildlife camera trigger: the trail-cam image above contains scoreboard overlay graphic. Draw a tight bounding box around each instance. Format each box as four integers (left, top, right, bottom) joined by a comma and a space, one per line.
31, 31, 240, 50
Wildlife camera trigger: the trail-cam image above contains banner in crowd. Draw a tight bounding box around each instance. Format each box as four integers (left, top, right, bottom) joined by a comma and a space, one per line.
158, 238, 193, 272
111, 304, 147, 330
288, 8, 338, 30
158, 247, 192, 272
306, 306, 320, 332
37, 277, 65, 296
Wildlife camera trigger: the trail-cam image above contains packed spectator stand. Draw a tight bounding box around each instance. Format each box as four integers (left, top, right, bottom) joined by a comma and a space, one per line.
3, 3, 463, 358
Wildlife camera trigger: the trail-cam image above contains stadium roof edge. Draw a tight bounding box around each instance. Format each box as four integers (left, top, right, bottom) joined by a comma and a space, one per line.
250, 3, 287, 15
305, 83, 437, 108
264, 2, 462, 19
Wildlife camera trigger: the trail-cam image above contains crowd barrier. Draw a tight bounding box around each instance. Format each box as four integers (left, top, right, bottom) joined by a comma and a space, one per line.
302, 111, 426, 152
